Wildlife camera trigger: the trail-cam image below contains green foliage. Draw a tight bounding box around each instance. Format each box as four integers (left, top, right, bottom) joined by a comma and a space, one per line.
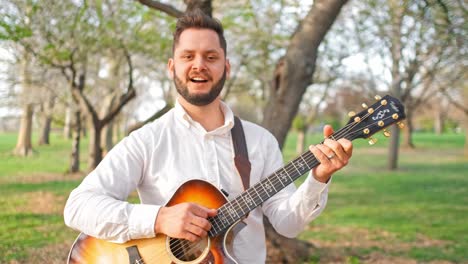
292, 114, 306, 131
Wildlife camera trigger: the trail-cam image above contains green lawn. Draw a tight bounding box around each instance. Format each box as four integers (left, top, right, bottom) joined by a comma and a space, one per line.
0, 131, 467, 263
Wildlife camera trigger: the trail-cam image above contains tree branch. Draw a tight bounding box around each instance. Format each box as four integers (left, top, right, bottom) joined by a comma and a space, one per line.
101, 43, 136, 125
136, 0, 184, 17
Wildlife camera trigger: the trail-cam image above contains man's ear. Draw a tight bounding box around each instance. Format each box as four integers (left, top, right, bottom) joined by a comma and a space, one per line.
167, 58, 174, 78
226, 58, 231, 79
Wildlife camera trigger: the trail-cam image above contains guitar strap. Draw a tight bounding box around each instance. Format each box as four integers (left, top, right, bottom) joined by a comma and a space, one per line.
232, 116, 251, 191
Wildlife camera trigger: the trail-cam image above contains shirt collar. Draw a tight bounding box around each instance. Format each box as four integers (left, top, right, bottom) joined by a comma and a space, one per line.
174, 98, 235, 136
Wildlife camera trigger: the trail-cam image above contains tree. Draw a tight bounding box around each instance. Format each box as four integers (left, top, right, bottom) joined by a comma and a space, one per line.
344, 0, 462, 168
2, 0, 172, 170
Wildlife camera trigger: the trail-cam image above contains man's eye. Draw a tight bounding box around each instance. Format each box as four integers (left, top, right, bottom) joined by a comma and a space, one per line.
182, 55, 192, 59
207, 56, 217, 60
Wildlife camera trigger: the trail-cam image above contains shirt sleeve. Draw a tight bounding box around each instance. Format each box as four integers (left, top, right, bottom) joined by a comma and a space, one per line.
63, 127, 160, 243
260, 131, 331, 238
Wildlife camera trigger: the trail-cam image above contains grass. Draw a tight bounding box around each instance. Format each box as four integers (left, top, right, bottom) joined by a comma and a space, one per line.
0, 130, 467, 263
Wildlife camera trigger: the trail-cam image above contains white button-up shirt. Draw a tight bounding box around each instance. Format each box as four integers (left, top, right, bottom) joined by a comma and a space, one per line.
64, 100, 330, 263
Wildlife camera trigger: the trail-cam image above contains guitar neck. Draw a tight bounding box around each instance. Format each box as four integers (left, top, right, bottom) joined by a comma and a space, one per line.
208, 127, 351, 237
208, 94, 406, 237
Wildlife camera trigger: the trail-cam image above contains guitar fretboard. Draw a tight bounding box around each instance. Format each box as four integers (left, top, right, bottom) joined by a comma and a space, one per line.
207, 130, 348, 237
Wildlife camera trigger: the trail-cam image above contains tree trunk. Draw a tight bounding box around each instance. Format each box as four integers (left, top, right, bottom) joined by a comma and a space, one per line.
402, 109, 415, 148
64, 94, 73, 139
38, 96, 55, 145
100, 94, 118, 155
38, 115, 52, 145
260, 1, 348, 262
388, 125, 401, 170
88, 117, 103, 171
296, 130, 305, 155
14, 103, 34, 156
434, 110, 444, 134
387, 1, 404, 170
261, 0, 348, 148
69, 110, 81, 173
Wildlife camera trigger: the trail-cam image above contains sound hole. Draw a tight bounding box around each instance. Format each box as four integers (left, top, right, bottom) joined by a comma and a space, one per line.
167, 237, 210, 262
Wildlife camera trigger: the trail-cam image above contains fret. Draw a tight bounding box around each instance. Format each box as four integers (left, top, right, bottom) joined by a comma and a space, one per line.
238, 193, 251, 213
258, 180, 269, 198
217, 207, 232, 227
290, 160, 302, 175
278, 168, 292, 184
244, 189, 256, 208
255, 183, 269, 201
265, 177, 278, 193
273, 171, 285, 188
251, 184, 264, 203
232, 197, 246, 217
210, 215, 222, 232
223, 204, 238, 222
299, 155, 311, 171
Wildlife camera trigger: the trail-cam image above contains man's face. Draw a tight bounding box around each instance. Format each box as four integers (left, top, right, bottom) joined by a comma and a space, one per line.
168, 28, 230, 106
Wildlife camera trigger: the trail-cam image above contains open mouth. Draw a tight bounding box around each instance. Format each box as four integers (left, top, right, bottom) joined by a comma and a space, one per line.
190, 77, 208, 83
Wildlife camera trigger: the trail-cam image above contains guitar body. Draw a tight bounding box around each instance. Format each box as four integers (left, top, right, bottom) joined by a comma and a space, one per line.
68, 180, 239, 264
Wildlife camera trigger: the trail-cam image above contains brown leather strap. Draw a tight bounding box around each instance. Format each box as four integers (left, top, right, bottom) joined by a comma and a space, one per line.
232, 116, 251, 190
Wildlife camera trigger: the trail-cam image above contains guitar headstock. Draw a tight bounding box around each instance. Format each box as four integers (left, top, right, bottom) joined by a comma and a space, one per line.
345, 95, 406, 143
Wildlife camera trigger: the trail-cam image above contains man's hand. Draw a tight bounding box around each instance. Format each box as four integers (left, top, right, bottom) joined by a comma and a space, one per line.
154, 203, 217, 242
309, 125, 353, 183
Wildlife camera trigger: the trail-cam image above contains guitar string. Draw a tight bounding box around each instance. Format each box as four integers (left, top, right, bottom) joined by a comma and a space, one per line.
171, 103, 395, 255
170, 112, 395, 258
210, 109, 388, 234
209, 103, 393, 234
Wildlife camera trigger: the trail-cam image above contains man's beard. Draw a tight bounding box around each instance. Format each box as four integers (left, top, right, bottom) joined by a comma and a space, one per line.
173, 69, 226, 106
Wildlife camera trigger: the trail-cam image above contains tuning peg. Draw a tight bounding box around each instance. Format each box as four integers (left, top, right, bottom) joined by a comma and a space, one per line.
367, 108, 374, 114
375, 95, 382, 100
383, 129, 391, 137
348, 111, 356, 117
378, 121, 385, 127
362, 103, 368, 109
397, 122, 405, 129
392, 114, 399, 120
381, 99, 387, 105
368, 137, 378, 145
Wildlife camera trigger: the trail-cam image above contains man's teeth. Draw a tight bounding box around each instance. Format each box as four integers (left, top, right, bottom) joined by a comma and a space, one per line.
191, 77, 207, 82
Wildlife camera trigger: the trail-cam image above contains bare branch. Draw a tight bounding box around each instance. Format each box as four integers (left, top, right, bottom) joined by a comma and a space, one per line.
136, 0, 184, 17
101, 42, 136, 125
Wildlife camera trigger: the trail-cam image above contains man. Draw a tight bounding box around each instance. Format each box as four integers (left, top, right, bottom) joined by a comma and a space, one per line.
64, 10, 353, 263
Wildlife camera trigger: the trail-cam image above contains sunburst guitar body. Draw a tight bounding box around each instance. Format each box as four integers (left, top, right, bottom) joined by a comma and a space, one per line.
68, 180, 240, 264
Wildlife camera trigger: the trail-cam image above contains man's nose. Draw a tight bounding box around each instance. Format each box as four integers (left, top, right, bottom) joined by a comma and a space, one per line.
192, 56, 207, 71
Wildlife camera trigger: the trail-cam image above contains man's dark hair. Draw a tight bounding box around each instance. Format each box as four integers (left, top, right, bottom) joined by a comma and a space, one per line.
173, 9, 227, 56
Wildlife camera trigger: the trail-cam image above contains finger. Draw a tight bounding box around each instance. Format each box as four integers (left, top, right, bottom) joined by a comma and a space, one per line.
309, 145, 331, 164
323, 125, 334, 138
186, 223, 208, 239
183, 231, 199, 242
190, 204, 217, 218
190, 215, 212, 231
315, 143, 336, 161
338, 138, 353, 156
323, 139, 346, 160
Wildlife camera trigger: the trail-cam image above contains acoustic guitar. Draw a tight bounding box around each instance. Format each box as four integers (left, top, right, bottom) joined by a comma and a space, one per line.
67, 95, 406, 264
